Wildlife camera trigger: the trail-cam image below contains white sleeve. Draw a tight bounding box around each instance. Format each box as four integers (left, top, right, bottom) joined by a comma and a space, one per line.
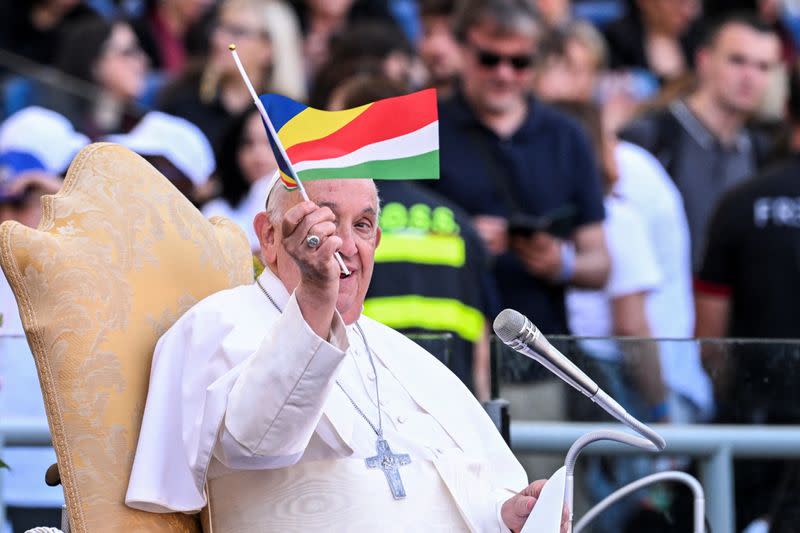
605, 203, 662, 298
217, 292, 350, 464
126, 291, 349, 513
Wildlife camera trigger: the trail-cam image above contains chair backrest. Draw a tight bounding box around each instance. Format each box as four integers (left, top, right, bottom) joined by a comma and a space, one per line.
0, 143, 254, 532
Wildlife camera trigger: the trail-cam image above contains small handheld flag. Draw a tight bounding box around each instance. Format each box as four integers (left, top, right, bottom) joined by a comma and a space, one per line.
229, 44, 348, 275
258, 89, 439, 190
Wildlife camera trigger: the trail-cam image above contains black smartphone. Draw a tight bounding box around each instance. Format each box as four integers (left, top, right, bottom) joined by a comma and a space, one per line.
508, 205, 577, 239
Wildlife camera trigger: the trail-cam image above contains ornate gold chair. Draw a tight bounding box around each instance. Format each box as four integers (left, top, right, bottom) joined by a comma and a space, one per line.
0, 143, 254, 532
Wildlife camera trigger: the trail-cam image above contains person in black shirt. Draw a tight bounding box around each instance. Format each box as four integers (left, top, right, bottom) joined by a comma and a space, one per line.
695, 66, 800, 533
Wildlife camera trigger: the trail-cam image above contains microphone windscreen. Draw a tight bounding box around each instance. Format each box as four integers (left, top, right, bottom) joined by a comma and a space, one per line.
493, 308, 527, 343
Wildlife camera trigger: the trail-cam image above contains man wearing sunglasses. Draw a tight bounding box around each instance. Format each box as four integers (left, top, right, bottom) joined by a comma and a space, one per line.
429, 0, 610, 367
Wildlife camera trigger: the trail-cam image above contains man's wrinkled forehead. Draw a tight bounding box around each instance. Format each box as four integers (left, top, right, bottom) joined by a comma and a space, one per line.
265, 174, 379, 213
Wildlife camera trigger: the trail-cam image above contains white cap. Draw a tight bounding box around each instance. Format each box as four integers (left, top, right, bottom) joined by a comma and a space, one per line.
105, 111, 215, 186
0, 106, 90, 174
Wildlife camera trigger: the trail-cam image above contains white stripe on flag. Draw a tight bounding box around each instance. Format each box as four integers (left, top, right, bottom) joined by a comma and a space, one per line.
292, 122, 439, 172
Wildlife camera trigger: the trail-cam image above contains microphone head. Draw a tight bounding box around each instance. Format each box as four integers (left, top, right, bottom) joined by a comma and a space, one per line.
493, 308, 528, 343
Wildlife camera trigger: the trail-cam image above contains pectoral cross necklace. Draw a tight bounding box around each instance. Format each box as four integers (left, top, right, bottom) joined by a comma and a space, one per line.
256, 278, 412, 499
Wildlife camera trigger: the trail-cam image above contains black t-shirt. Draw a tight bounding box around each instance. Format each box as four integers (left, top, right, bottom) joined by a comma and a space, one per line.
697, 155, 800, 339
365, 181, 498, 392
696, 153, 800, 533
428, 90, 605, 335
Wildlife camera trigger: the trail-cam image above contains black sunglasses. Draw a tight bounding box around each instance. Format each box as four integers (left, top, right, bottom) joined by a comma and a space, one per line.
470, 45, 535, 70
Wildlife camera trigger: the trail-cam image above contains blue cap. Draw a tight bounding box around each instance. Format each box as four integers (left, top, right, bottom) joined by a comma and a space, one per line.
0, 150, 47, 203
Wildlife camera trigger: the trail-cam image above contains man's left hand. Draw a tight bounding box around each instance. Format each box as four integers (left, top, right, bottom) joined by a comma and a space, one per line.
510, 232, 562, 282
501, 479, 569, 533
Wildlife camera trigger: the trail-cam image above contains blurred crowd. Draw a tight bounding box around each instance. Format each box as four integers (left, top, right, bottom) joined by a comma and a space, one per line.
2, 0, 800, 531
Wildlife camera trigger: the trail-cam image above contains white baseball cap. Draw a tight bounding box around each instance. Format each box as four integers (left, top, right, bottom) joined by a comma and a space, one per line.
105, 111, 215, 186
0, 106, 90, 174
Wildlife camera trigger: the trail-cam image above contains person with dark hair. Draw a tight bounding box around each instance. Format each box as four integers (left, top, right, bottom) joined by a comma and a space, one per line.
418, 0, 463, 96
603, 0, 704, 83
309, 57, 386, 109
202, 106, 277, 251
535, 21, 609, 104
619, 12, 781, 272
290, 0, 396, 79
694, 64, 800, 533
329, 73, 499, 401
51, 17, 150, 139
308, 19, 414, 108
0, 0, 99, 68
432, 0, 609, 352
327, 21, 415, 85
129, 0, 216, 75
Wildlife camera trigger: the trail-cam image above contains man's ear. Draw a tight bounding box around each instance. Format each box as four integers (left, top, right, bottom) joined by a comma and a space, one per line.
375, 225, 382, 248
254, 211, 278, 264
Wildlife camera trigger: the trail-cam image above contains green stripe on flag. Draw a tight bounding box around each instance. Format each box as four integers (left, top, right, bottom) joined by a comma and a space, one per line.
375, 233, 465, 267
296, 150, 439, 181
363, 295, 485, 343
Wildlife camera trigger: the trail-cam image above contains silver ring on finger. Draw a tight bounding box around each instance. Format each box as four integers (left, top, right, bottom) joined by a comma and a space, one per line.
306, 234, 321, 248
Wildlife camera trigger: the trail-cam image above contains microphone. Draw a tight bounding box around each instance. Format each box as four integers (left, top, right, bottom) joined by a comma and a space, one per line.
492, 308, 665, 451
495, 308, 668, 533
493, 308, 598, 398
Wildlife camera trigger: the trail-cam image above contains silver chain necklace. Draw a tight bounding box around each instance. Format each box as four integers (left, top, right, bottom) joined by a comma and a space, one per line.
255, 276, 412, 499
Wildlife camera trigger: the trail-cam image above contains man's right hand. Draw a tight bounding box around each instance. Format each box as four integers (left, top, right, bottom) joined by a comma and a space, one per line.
281, 201, 342, 338
473, 215, 509, 255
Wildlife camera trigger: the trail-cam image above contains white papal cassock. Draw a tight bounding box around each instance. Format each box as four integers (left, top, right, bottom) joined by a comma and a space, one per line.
126, 269, 528, 531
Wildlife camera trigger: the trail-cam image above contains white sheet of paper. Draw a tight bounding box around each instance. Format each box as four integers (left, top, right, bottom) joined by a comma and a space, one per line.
520, 465, 566, 533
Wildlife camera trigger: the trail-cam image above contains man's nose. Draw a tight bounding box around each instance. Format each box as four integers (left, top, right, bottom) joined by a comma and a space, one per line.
336, 225, 358, 257
493, 61, 517, 80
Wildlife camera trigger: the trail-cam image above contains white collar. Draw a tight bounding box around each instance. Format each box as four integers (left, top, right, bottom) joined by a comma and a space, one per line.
256, 267, 291, 311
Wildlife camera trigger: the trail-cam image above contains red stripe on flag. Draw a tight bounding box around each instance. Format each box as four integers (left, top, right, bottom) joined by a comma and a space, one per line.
286, 89, 437, 163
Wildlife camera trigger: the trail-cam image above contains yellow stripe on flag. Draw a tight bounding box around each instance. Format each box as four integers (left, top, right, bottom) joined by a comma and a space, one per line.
279, 103, 372, 149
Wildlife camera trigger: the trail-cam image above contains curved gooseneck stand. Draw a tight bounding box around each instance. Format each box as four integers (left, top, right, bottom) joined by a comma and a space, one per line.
574, 470, 705, 533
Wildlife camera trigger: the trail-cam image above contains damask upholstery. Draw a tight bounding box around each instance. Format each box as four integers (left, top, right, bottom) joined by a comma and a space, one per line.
0, 143, 254, 532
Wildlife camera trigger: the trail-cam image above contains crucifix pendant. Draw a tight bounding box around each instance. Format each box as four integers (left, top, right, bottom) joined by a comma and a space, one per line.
365, 437, 412, 499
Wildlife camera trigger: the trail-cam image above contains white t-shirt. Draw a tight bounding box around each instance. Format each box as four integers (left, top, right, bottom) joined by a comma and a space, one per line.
567, 195, 662, 361
202, 175, 271, 251
614, 141, 712, 417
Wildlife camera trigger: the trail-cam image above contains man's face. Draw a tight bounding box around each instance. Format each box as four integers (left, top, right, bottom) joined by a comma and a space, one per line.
535, 39, 598, 103
461, 22, 537, 114
420, 15, 463, 87
700, 24, 779, 114
261, 179, 381, 325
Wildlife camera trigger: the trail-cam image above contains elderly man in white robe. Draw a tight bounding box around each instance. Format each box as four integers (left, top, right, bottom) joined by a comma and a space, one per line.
126, 174, 566, 532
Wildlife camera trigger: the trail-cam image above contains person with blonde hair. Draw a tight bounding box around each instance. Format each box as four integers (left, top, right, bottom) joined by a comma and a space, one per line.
158, 0, 305, 146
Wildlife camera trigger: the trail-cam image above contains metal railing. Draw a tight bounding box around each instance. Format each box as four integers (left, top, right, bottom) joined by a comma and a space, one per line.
511, 421, 800, 533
